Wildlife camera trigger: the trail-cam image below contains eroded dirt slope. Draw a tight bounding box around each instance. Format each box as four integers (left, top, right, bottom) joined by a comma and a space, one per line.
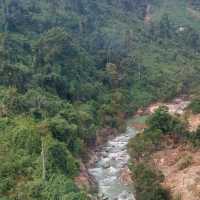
146, 97, 200, 200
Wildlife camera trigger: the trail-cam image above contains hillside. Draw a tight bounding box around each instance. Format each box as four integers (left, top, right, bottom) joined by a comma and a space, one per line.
0, 0, 200, 199
128, 96, 200, 200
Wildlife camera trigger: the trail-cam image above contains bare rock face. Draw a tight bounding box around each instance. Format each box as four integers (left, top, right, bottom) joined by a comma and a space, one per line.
119, 166, 133, 185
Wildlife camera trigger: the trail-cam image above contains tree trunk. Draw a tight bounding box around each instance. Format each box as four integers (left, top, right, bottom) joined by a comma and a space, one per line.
41, 137, 46, 181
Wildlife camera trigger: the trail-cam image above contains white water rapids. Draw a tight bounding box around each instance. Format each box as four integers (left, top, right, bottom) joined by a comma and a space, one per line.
89, 97, 190, 200
89, 124, 137, 200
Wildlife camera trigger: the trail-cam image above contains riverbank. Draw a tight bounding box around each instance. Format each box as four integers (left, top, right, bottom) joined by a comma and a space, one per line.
74, 127, 121, 194
74, 113, 135, 196
129, 97, 200, 200
76, 96, 200, 199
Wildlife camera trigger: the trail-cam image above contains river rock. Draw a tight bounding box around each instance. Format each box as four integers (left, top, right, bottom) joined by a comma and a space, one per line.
102, 162, 111, 169
99, 158, 111, 168
118, 191, 135, 200
106, 166, 118, 175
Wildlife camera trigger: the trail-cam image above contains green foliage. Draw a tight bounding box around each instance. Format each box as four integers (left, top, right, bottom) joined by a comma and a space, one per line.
129, 106, 188, 164
0, 0, 200, 199
189, 98, 200, 114
50, 116, 78, 145
6, 175, 88, 200
128, 128, 162, 161
148, 106, 186, 135
130, 86, 155, 110
189, 126, 200, 147
131, 163, 169, 200
11, 117, 41, 154
47, 142, 79, 177
0, 115, 81, 198
42, 175, 88, 200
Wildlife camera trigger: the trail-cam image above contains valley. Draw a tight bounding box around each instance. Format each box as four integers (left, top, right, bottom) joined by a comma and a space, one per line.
0, 0, 200, 200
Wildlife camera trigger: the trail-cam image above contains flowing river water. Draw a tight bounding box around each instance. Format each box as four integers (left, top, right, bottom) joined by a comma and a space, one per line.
89, 121, 137, 200
88, 97, 191, 200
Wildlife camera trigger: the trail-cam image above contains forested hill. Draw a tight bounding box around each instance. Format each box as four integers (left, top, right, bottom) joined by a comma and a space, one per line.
0, 0, 200, 199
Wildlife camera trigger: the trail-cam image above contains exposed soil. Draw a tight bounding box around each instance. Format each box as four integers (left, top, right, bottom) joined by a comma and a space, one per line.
146, 97, 200, 132
187, 112, 200, 132
131, 122, 147, 130
152, 145, 200, 200
146, 97, 190, 115
144, 97, 200, 200
77, 96, 200, 198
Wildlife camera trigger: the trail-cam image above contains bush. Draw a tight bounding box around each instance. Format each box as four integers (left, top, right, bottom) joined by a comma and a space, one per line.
128, 129, 162, 161
47, 142, 79, 177
0, 177, 14, 194
148, 106, 186, 136
177, 155, 192, 170
63, 192, 89, 200
189, 98, 200, 114
188, 126, 200, 147
131, 163, 169, 200
42, 175, 80, 199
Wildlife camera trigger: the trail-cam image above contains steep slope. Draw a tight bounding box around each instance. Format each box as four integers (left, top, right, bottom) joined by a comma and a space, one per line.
0, 0, 200, 199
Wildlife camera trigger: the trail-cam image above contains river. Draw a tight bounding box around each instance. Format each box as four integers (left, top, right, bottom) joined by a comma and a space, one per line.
88, 97, 191, 200
89, 121, 137, 200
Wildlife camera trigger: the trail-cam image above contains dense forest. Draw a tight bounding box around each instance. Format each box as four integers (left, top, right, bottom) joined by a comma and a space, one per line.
0, 0, 200, 199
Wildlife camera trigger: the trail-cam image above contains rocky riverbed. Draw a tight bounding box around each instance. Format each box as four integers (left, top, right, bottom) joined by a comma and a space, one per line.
87, 96, 196, 200
89, 123, 137, 200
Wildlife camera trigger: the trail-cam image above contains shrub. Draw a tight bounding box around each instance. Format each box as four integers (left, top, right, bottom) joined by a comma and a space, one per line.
128, 129, 162, 161
177, 155, 192, 170
148, 106, 186, 136
42, 175, 88, 200
173, 193, 182, 200
0, 177, 14, 194
189, 126, 200, 147
131, 163, 169, 200
63, 192, 89, 200
189, 98, 200, 114
47, 142, 79, 177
